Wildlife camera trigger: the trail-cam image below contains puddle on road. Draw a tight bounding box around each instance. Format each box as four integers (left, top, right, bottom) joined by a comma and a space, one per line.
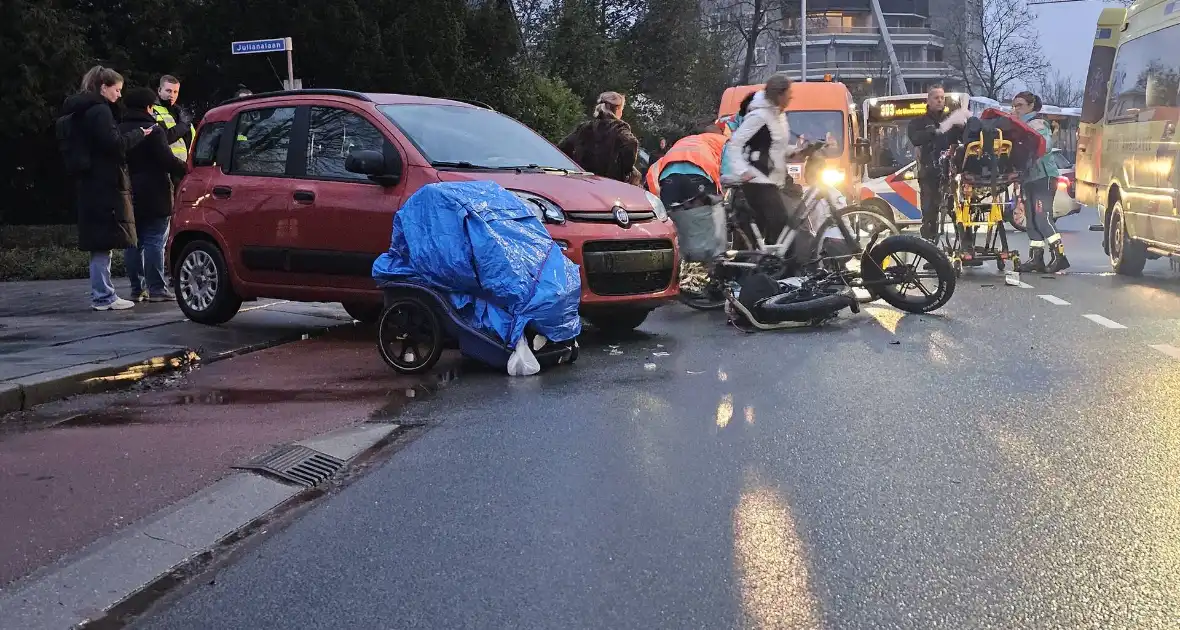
368, 367, 459, 423
51, 367, 462, 429
58, 408, 145, 427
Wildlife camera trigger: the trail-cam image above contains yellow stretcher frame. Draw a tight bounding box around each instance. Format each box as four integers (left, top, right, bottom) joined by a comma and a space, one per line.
940, 131, 1022, 275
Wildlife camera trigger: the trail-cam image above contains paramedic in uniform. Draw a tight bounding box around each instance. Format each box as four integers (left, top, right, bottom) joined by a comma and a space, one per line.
906, 84, 968, 241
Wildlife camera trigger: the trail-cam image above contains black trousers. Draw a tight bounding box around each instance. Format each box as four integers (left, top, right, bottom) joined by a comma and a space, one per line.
658, 173, 715, 207
740, 183, 812, 269
918, 174, 942, 241
1021, 177, 1060, 247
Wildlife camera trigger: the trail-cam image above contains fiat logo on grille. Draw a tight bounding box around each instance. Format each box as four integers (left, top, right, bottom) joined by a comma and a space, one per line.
612, 205, 631, 228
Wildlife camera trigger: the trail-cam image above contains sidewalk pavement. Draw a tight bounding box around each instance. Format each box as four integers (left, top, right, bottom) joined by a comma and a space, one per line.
0, 323, 460, 595
0, 279, 357, 414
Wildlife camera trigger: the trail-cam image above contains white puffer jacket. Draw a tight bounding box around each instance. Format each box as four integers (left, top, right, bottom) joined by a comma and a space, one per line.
723, 91, 800, 187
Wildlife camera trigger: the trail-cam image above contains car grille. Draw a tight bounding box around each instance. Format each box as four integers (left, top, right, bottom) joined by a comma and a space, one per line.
566, 210, 656, 223
581, 239, 676, 296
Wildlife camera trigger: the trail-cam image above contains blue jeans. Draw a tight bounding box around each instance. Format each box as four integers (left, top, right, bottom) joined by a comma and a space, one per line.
90, 251, 117, 307
124, 216, 170, 296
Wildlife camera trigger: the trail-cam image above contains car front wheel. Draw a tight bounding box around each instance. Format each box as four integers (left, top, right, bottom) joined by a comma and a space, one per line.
174, 240, 243, 325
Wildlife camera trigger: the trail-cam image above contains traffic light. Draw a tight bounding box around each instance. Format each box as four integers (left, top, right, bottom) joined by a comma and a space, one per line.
823, 74, 833, 82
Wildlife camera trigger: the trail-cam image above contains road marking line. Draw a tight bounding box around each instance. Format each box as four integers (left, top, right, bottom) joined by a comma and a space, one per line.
1149, 344, 1180, 360
1083, 314, 1127, 329
1010, 280, 1034, 288
1038, 294, 1070, 305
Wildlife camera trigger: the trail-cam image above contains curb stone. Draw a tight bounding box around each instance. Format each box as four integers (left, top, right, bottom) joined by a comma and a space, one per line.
0, 321, 355, 416
0, 422, 405, 630
0, 349, 196, 415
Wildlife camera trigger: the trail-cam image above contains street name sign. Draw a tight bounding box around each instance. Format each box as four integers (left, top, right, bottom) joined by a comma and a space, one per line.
231, 38, 291, 55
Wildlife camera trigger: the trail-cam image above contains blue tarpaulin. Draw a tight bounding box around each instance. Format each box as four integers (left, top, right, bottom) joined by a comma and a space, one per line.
372, 181, 582, 346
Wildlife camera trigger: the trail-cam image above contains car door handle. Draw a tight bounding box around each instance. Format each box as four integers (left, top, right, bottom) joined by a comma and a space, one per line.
211, 186, 232, 199
293, 190, 315, 203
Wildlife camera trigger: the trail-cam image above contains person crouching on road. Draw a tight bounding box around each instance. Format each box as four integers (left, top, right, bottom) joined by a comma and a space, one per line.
558, 91, 642, 186
645, 123, 728, 206
1012, 91, 1070, 273
60, 66, 153, 311
120, 87, 189, 303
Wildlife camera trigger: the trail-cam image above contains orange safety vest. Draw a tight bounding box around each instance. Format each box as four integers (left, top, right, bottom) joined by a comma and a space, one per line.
646, 133, 727, 196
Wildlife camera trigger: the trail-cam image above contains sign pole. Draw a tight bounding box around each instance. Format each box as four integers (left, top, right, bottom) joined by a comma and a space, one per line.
285, 37, 295, 90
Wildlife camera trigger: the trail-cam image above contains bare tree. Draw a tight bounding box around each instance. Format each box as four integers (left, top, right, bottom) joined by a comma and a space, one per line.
945, 0, 1050, 100
1035, 69, 1084, 107
706, 0, 791, 84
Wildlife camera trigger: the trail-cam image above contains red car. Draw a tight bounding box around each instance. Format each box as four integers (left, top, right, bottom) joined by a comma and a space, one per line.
167, 90, 679, 333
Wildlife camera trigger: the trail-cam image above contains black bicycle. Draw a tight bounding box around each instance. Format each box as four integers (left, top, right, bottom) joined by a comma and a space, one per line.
675, 143, 956, 316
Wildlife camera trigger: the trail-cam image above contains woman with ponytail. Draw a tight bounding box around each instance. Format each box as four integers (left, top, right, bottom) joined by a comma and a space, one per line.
1012, 90, 1069, 273
59, 65, 154, 310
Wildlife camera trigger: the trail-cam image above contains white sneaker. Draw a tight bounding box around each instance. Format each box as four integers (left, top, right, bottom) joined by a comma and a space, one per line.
93, 298, 135, 311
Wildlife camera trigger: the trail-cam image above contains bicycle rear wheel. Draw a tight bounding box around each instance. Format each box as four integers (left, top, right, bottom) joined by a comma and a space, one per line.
678, 223, 755, 311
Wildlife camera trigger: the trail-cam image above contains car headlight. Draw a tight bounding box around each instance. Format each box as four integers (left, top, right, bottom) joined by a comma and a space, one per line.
510, 190, 565, 224
645, 190, 669, 221
820, 168, 845, 186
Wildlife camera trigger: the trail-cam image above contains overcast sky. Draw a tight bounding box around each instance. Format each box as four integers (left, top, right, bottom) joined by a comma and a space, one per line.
1032, 1, 1108, 84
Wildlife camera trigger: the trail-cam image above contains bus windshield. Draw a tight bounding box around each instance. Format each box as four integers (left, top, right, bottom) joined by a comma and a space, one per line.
861, 94, 964, 174
865, 121, 914, 173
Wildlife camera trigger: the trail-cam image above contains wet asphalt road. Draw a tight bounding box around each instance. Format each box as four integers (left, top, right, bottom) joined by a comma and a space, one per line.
136, 212, 1180, 629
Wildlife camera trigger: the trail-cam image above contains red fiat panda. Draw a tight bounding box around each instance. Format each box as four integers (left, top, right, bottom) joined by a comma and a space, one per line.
167, 89, 680, 333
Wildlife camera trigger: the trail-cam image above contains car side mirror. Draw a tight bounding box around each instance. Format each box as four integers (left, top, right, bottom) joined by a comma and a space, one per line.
346, 149, 401, 186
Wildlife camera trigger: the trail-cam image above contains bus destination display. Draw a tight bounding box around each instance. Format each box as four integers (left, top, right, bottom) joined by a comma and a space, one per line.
870, 98, 929, 121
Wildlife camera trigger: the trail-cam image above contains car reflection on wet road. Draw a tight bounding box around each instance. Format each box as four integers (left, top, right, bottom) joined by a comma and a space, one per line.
120, 216, 1180, 628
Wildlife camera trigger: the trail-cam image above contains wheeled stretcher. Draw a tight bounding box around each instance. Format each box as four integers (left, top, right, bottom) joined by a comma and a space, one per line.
936, 109, 1045, 275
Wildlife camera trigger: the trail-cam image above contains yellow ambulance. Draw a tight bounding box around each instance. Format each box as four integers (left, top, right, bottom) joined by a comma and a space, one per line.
1076, 0, 1180, 274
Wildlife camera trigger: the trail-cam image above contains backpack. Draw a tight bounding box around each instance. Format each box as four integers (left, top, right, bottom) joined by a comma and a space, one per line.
56, 113, 91, 174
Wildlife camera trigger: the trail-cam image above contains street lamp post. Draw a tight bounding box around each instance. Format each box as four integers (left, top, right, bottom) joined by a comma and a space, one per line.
800, 0, 808, 82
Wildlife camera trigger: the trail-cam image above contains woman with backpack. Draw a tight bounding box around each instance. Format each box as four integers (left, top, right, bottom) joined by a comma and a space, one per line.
59, 66, 154, 310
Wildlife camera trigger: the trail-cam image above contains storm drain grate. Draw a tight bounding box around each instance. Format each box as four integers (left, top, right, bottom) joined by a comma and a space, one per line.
233, 445, 345, 488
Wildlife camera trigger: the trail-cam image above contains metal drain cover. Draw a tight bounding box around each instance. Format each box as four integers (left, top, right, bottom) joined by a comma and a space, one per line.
233, 445, 345, 488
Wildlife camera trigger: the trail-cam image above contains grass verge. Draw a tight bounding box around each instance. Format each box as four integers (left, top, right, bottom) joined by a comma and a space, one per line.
1, 225, 127, 281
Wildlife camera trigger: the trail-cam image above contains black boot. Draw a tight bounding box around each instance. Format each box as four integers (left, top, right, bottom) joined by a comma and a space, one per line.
1016, 247, 1047, 273
1046, 244, 1070, 273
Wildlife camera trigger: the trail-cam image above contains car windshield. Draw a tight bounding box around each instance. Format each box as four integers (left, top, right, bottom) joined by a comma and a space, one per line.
379, 104, 582, 171
786, 111, 845, 157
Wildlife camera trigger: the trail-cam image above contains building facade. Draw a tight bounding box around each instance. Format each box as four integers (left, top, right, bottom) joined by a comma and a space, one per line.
709, 0, 962, 99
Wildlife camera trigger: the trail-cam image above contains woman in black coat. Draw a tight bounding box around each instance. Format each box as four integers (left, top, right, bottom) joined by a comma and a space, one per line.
60, 65, 153, 310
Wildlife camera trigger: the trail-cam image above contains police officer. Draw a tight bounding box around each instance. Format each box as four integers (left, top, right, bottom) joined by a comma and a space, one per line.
153, 74, 195, 163
906, 84, 967, 241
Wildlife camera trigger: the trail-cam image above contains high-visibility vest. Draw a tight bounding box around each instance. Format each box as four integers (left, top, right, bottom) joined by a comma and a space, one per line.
151, 104, 194, 161
645, 133, 727, 196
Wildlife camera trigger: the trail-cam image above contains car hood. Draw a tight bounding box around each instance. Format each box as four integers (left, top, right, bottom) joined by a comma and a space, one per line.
434, 170, 652, 212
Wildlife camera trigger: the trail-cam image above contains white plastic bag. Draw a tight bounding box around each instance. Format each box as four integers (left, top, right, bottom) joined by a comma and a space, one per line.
507, 336, 541, 376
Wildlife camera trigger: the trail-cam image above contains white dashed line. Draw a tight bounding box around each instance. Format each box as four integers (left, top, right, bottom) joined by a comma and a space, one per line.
1149, 344, 1180, 360
1038, 294, 1071, 305
1013, 281, 1034, 289
1083, 314, 1127, 329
